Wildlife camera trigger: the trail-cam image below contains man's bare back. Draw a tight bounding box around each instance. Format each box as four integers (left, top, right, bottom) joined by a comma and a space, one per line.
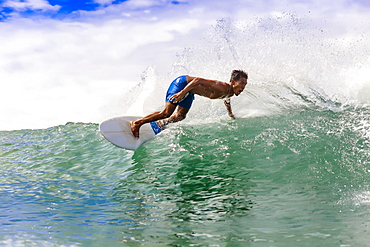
186, 76, 234, 99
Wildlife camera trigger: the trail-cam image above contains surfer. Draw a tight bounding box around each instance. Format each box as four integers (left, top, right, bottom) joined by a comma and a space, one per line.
130, 70, 248, 138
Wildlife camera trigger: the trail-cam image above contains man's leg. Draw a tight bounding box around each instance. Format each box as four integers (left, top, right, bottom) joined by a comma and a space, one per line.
157, 106, 189, 130
130, 102, 177, 138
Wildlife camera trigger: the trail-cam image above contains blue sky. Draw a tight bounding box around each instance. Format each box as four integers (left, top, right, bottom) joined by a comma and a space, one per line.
1, 0, 110, 18
0, 0, 189, 20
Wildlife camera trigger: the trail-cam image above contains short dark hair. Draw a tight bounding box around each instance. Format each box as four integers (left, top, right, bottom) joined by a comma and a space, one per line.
231, 70, 248, 82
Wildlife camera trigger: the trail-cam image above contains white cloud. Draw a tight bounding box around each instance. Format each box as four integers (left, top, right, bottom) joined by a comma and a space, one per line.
3, 0, 61, 12
0, 12, 203, 129
124, 0, 168, 9
91, 0, 175, 11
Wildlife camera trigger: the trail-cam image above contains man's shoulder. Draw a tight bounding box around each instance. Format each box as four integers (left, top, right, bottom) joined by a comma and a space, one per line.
200, 77, 228, 85
188, 76, 230, 89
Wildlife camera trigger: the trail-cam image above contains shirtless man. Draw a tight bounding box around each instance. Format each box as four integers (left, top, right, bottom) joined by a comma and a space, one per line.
130, 70, 248, 138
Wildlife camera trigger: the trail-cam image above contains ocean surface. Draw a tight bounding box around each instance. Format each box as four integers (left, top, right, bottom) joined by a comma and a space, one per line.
1, 101, 370, 246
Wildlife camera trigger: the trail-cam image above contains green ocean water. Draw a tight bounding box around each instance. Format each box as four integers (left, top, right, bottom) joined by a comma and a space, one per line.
1, 104, 370, 246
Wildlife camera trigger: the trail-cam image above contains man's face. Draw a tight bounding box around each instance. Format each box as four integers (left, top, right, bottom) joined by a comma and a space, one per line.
233, 78, 247, 96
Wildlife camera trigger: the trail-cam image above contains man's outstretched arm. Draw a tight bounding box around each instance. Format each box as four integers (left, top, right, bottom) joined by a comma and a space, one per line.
169, 77, 202, 103
224, 98, 235, 119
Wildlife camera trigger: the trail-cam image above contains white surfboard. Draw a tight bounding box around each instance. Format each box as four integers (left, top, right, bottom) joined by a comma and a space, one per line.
99, 116, 162, 150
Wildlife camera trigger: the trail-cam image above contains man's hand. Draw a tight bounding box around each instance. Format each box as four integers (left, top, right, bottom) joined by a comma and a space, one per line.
169, 92, 181, 103
228, 113, 236, 119
169, 91, 187, 103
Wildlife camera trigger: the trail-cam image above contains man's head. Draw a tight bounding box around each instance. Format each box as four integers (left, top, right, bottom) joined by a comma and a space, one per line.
230, 69, 248, 96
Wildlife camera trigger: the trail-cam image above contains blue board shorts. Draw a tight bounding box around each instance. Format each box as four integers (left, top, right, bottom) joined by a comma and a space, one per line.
166, 75, 194, 109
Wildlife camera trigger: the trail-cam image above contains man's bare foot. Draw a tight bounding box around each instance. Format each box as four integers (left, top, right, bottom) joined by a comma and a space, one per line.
130, 121, 140, 138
